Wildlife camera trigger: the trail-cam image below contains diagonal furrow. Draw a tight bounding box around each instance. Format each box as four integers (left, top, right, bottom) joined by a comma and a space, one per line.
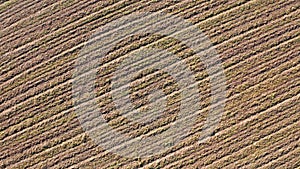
0, 3, 296, 120
1, 0, 299, 168
2, 59, 298, 168
0, 30, 298, 143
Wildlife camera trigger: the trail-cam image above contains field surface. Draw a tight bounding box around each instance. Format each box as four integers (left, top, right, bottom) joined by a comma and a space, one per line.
0, 0, 299, 168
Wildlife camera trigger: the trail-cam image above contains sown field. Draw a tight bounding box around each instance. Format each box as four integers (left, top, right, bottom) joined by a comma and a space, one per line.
0, 0, 299, 168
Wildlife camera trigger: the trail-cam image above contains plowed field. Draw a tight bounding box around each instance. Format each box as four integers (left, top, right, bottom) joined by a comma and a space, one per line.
0, 0, 299, 168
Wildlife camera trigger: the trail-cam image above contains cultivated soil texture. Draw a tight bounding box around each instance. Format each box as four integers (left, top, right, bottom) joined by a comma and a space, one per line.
0, 0, 299, 168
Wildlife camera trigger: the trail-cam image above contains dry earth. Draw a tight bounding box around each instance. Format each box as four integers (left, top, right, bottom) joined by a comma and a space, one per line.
0, 0, 299, 168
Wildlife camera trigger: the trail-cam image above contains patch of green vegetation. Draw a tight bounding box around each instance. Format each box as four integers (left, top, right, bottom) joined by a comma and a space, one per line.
0, 0, 17, 13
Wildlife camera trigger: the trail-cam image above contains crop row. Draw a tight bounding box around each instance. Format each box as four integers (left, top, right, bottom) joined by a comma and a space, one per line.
1, 29, 297, 149
1, 0, 299, 168
1, 55, 298, 168
0, 0, 296, 125
1, 18, 298, 166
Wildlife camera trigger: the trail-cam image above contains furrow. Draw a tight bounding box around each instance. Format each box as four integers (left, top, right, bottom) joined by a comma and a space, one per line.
205, 122, 300, 168
1, 0, 58, 29
0, 0, 237, 83
142, 90, 300, 168
1, 5, 296, 116
0, 0, 258, 84
0, 87, 73, 143
0, 109, 81, 168
160, 106, 300, 169
272, 148, 300, 169
0, 34, 297, 145
38, 66, 300, 168
0, 0, 35, 22
0, 34, 298, 149
234, 134, 299, 166
186, 0, 251, 24
0, 0, 153, 69
0, 55, 76, 129
244, 136, 299, 169
215, 18, 299, 68
30, 140, 99, 169
30, 92, 300, 169
57, 92, 299, 169
0, 5, 296, 117
0, 89, 74, 153
0, 0, 19, 14
88, 49, 299, 138
72, 101, 300, 169
0, 0, 215, 68
0, 90, 73, 144
0, 0, 114, 52
0, 0, 90, 39
198, 0, 290, 34
1, 0, 299, 168
43, 36, 299, 133
0, 0, 136, 66
221, 50, 300, 119
201, 120, 300, 169
0, 20, 298, 127
1, 57, 298, 168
